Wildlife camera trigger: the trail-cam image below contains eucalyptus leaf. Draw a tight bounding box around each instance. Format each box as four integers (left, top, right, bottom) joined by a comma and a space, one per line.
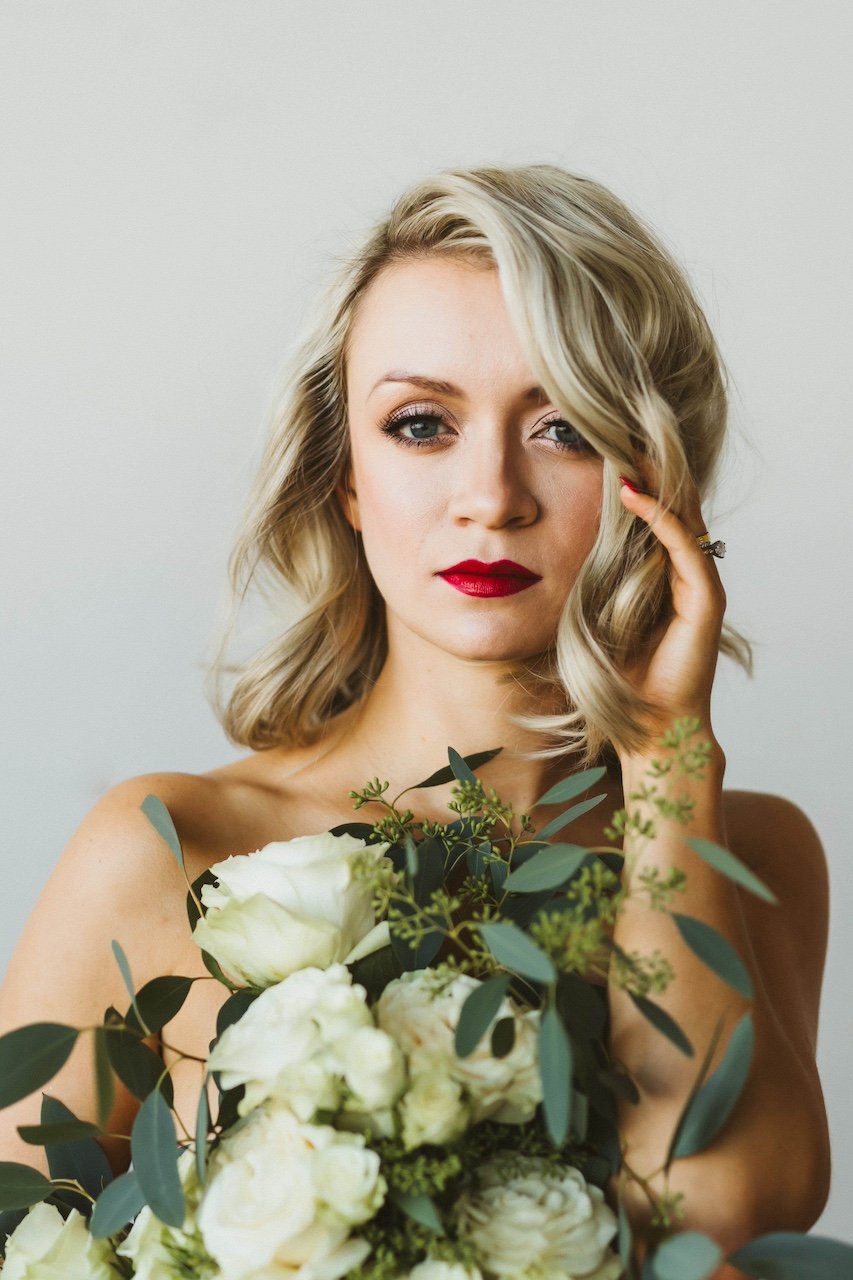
479, 922, 556, 985
503, 843, 587, 893
670, 1012, 754, 1160
491, 1016, 515, 1058
455, 975, 510, 1058
412, 748, 502, 791
671, 913, 753, 998
215, 990, 257, 1040
617, 1199, 632, 1270
570, 1086, 588, 1142
651, 1231, 722, 1280
40, 1096, 112, 1210
727, 1232, 853, 1278
105, 1027, 174, 1105
18, 1120, 101, 1146
538, 1005, 572, 1146
627, 994, 693, 1057
467, 843, 490, 879
186, 868, 217, 931
328, 822, 379, 842
389, 899, 444, 971
131, 1091, 185, 1228
686, 837, 777, 904
90, 1169, 145, 1239
111, 940, 145, 1030
92, 1026, 115, 1131
0, 1023, 79, 1109
195, 1081, 209, 1188
0, 1163, 53, 1211
555, 972, 607, 1042
536, 793, 607, 841
140, 793, 185, 871
533, 766, 607, 808
348, 945, 403, 1002
200, 949, 240, 991
389, 1188, 445, 1234
448, 747, 478, 786
127, 976, 195, 1036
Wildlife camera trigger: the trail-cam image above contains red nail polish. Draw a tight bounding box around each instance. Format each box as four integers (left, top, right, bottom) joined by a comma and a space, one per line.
619, 475, 642, 493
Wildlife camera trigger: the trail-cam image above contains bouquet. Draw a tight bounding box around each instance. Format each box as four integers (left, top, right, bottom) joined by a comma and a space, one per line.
0, 719, 849, 1280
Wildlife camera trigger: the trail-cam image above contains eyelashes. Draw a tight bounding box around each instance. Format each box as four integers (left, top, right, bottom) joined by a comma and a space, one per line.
379, 403, 596, 455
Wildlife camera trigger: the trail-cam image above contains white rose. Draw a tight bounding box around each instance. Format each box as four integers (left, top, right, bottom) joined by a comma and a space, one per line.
209, 964, 371, 1116
196, 1104, 378, 1280
399, 1067, 470, 1150
332, 1024, 407, 1113
192, 832, 391, 988
454, 1155, 621, 1280
118, 1149, 203, 1279
410, 1263, 484, 1280
376, 969, 542, 1128
313, 1133, 387, 1226
208, 964, 405, 1122
2, 1204, 117, 1280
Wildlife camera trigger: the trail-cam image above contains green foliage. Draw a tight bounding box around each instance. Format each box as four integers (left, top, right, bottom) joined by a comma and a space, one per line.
651, 1230, 722, 1280
0, 1163, 53, 1211
0, 1023, 79, 1109
727, 1232, 853, 1278
454, 974, 510, 1057
539, 1005, 573, 1145
669, 1012, 754, 1160
90, 1169, 146, 1239
131, 1091, 185, 1229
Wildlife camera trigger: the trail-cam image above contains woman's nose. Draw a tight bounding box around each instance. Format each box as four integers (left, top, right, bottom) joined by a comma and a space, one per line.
446, 435, 539, 529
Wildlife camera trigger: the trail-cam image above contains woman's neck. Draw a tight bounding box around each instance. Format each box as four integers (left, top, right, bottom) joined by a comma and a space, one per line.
334, 639, 582, 819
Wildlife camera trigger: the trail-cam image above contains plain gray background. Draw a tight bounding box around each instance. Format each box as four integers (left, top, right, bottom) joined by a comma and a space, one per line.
2, 0, 850, 1240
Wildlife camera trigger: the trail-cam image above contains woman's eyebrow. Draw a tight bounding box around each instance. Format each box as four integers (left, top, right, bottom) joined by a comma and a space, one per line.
368, 371, 548, 402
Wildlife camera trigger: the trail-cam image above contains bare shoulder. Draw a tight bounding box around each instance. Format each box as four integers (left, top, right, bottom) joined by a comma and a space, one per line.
722, 787, 829, 902
720, 787, 829, 1057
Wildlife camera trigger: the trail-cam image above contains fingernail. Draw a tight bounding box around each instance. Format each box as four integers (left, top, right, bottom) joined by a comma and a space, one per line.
619, 475, 642, 493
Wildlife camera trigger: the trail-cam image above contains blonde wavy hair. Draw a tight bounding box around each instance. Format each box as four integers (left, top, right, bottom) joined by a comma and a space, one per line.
205, 162, 752, 765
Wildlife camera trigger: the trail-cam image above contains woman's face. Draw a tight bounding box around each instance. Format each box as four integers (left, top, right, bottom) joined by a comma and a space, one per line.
340, 257, 604, 663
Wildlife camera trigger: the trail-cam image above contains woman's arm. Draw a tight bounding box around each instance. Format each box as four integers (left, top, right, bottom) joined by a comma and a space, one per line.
608, 476, 830, 1270
0, 774, 210, 1173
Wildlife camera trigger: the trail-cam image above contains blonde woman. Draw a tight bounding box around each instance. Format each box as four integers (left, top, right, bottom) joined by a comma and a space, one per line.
0, 165, 831, 1271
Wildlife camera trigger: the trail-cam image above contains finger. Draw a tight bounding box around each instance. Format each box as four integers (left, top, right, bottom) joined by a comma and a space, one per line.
618, 476, 725, 619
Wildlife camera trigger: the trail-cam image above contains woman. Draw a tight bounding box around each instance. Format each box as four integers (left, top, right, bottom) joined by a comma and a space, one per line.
0, 164, 831, 1271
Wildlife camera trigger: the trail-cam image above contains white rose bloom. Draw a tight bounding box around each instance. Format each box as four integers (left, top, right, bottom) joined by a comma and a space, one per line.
118, 1149, 204, 1279
2, 1204, 117, 1280
400, 1067, 470, 1150
376, 969, 542, 1131
332, 1023, 407, 1113
313, 1133, 387, 1226
197, 1104, 381, 1280
208, 964, 405, 1120
454, 1155, 621, 1280
192, 832, 391, 988
410, 1263, 484, 1280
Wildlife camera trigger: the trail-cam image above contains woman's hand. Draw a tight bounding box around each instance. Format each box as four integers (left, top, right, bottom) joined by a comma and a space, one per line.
616, 471, 727, 760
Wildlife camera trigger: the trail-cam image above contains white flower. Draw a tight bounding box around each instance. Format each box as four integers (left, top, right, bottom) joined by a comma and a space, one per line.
410, 1264, 484, 1280
191, 832, 391, 988
376, 968, 542, 1133
312, 1133, 387, 1226
400, 1068, 470, 1150
454, 1155, 621, 1280
118, 1149, 204, 1279
2, 1204, 117, 1280
208, 964, 405, 1121
196, 1103, 384, 1280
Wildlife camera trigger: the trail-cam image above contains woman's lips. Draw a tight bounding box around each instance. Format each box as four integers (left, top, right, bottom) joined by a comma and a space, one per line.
437, 559, 542, 598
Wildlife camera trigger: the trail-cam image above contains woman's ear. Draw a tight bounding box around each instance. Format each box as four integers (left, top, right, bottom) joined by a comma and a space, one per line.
334, 466, 361, 531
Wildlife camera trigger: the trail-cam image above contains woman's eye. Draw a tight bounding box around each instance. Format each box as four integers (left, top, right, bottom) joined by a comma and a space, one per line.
381, 409, 451, 448
539, 417, 593, 453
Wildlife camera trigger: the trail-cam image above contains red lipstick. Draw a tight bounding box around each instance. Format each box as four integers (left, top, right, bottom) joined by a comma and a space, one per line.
437, 559, 542, 598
